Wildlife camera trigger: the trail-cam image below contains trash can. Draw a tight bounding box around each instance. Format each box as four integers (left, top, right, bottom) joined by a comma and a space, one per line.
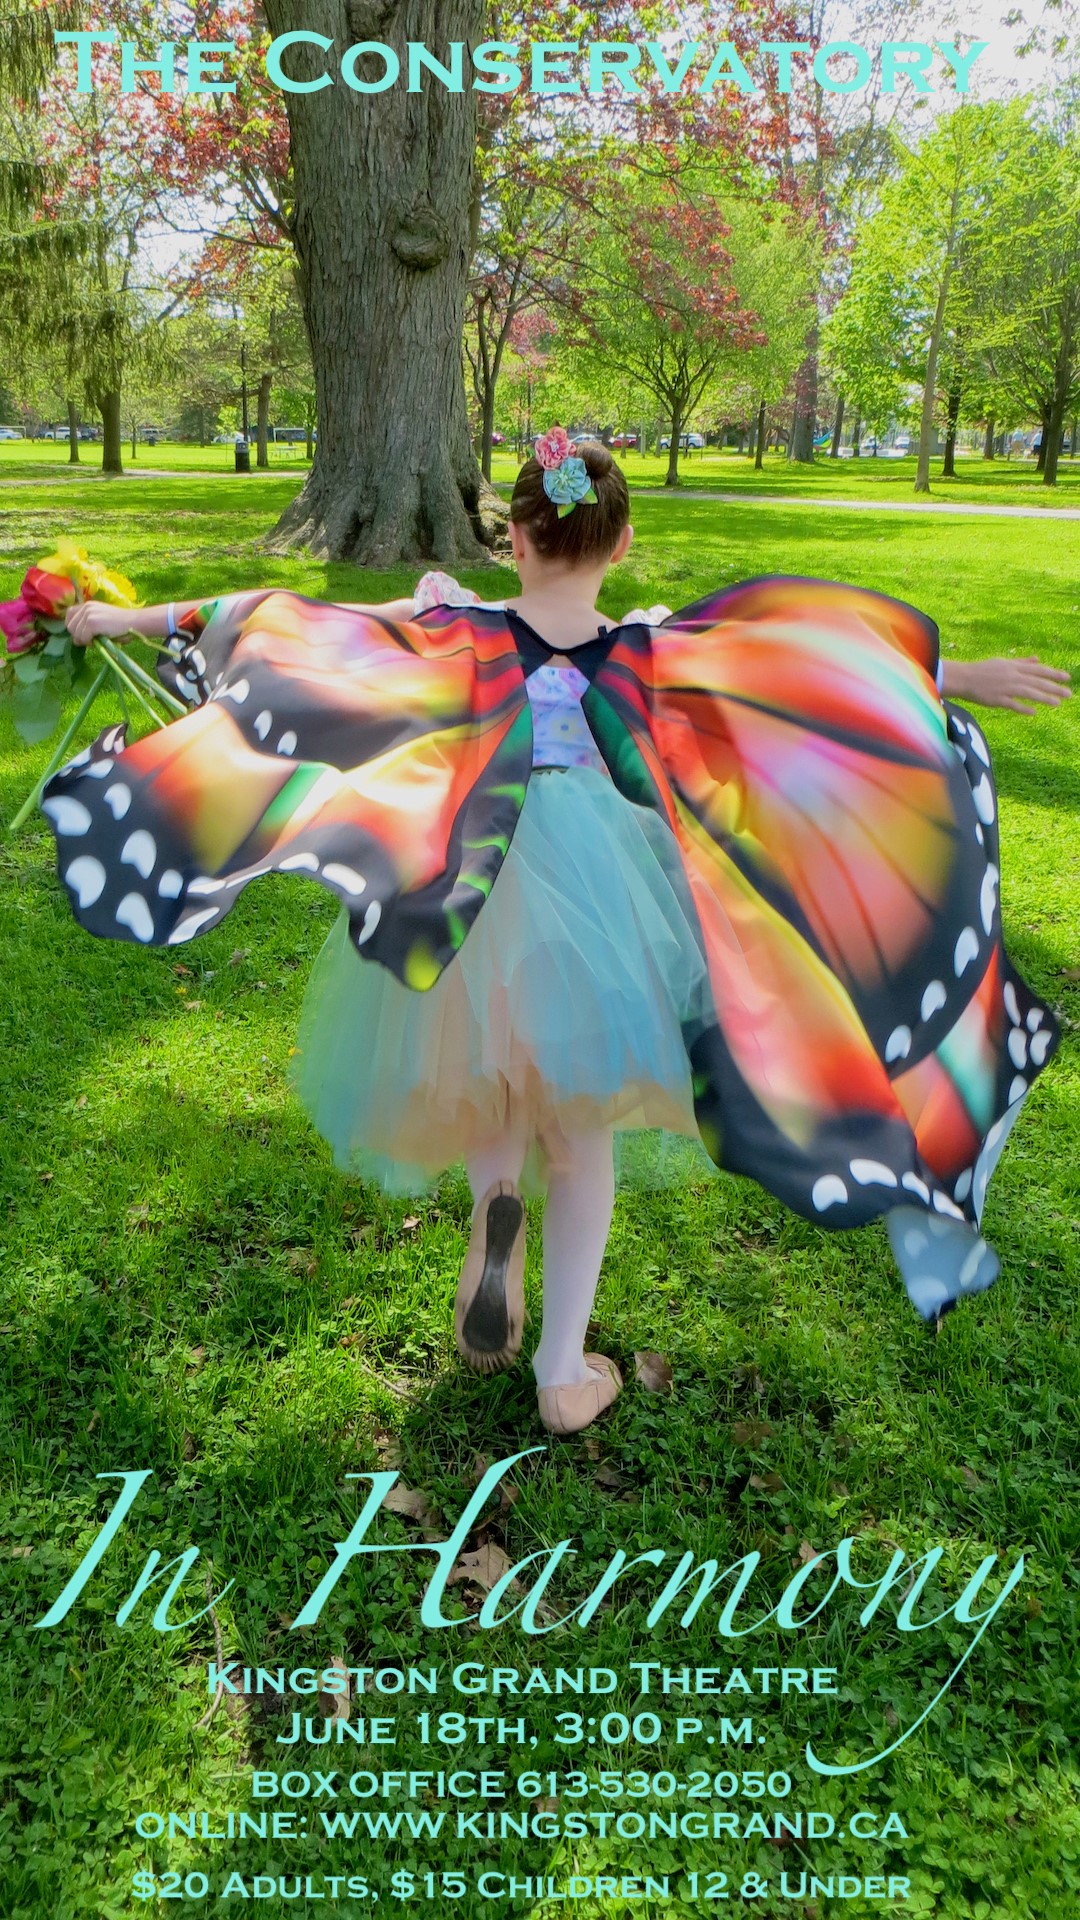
234, 438, 250, 473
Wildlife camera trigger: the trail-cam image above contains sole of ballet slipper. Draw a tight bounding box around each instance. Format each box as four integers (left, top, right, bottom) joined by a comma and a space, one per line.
454, 1182, 526, 1373
536, 1355, 623, 1435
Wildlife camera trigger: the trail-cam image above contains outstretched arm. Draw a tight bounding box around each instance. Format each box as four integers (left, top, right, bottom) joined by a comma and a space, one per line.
66, 600, 200, 645
941, 655, 1072, 715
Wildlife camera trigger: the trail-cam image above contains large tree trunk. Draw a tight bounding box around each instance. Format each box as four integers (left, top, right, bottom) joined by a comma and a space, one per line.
66, 399, 79, 464
852, 415, 861, 458
941, 379, 961, 478
263, 0, 490, 566
829, 392, 844, 458
754, 399, 766, 471
982, 416, 995, 460
1035, 407, 1050, 472
788, 335, 818, 463
100, 390, 122, 475
256, 372, 272, 469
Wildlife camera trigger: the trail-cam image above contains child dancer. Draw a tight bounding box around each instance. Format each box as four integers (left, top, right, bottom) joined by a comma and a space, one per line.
56, 435, 1067, 1433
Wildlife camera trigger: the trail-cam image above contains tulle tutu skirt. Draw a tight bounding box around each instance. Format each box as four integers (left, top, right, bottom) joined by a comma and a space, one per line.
289, 767, 715, 1193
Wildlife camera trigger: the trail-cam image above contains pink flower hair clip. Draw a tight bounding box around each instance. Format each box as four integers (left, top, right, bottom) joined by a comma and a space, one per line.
533, 426, 598, 517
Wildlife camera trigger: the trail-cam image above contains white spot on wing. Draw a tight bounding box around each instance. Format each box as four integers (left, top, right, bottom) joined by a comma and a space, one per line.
115, 892, 154, 942
972, 773, 995, 824
168, 907, 219, 942
158, 869, 183, 898
1029, 1030, 1051, 1067
254, 709, 272, 740
849, 1159, 898, 1188
811, 1174, 848, 1211
65, 856, 106, 906
921, 979, 946, 1021
277, 731, 297, 756
968, 728, 990, 767
980, 865, 999, 935
42, 796, 91, 835
953, 927, 979, 976
1007, 1028, 1028, 1069
323, 863, 367, 896
104, 783, 131, 820
885, 1025, 911, 1063
280, 852, 320, 873
187, 875, 227, 895
902, 1172, 930, 1203
354, 899, 382, 946
223, 678, 250, 705
1008, 1074, 1028, 1104
1003, 981, 1020, 1025
120, 830, 156, 879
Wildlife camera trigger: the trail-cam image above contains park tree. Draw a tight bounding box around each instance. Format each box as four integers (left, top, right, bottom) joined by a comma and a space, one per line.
975, 123, 1080, 487
563, 159, 768, 486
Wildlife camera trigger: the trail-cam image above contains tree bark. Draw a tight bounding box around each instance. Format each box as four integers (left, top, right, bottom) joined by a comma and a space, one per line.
100, 390, 122, 475
664, 394, 684, 487
829, 392, 844, 458
66, 399, 79, 464
982, 416, 995, 460
1036, 407, 1050, 472
788, 333, 818, 463
942, 379, 961, 478
754, 399, 766, 471
1043, 309, 1077, 487
257, 372, 272, 469
852, 416, 861, 458
914, 261, 952, 494
262, 0, 490, 566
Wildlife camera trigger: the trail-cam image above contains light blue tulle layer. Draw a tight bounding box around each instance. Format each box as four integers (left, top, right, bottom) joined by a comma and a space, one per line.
289, 767, 716, 1194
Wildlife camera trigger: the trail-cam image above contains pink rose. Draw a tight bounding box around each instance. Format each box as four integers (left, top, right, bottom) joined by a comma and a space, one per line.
534, 426, 574, 470
0, 596, 38, 655
22, 565, 77, 617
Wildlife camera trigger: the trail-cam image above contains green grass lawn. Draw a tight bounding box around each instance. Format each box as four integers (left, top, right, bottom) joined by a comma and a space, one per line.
5, 436, 1080, 507
1, 472, 1078, 1920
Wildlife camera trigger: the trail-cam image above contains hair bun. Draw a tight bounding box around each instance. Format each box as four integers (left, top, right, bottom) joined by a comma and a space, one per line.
577, 439, 615, 479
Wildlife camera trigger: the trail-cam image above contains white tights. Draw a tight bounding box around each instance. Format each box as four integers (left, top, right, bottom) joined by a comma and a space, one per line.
466, 1126, 616, 1388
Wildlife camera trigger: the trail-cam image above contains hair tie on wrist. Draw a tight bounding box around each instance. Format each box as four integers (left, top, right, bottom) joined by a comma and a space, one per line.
166, 602, 178, 640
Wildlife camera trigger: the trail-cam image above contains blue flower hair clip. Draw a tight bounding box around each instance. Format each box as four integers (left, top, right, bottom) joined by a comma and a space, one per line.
534, 427, 599, 518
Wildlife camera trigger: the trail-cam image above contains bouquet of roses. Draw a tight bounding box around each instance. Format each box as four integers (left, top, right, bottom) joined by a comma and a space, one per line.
1, 541, 184, 832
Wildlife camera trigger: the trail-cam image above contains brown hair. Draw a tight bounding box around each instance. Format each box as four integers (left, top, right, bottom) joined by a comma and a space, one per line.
509, 440, 630, 565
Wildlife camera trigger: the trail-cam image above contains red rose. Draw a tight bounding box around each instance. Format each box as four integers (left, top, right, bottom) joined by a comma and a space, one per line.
22, 566, 77, 617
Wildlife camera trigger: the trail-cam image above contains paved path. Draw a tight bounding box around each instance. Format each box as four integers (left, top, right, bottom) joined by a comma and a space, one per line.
632, 488, 1080, 520
4, 469, 1080, 519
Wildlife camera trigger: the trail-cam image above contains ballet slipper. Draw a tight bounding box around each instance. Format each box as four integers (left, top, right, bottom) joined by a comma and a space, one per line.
454, 1180, 526, 1373
536, 1354, 623, 1435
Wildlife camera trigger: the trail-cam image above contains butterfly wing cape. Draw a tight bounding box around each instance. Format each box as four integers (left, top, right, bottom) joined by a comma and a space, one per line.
40, 575, 1058, 1232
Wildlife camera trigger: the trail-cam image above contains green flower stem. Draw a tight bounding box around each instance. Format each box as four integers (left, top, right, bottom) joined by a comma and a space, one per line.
98, 637, 187, 716
98, 644, 170, 732
7, 661, 111, 833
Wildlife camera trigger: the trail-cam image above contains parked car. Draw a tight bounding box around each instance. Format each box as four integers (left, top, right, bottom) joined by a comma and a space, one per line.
611, 432, 638, 449
0, 425, 22, 440
659, 432, 705, 451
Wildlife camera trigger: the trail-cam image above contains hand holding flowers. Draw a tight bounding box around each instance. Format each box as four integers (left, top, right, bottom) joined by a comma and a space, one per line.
0, 542, 183, 831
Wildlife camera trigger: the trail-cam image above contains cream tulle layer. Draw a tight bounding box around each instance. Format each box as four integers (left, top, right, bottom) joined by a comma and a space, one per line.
289, 767, 714, 1193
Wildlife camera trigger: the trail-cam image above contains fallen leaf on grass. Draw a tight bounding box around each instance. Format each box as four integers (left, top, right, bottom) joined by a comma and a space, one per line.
182, 1431, 198, 1460
320, 1656, 351, 1721
382, 1483, 438, 1531
793, 1540, 820, 1568
634, 1350, 673, 1394
731, 1418, 774, 1446
448, 1542, 516, 1594
186, 1346, 207, 1373
749, 1472, 784, 1494
401, 1215, 420, 1233
960, 1464, 982, 1488
86, 1409, 100, 1436
594, 1464, 624, 1493
229, 949, 250, 966
172, 963, 193, 977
